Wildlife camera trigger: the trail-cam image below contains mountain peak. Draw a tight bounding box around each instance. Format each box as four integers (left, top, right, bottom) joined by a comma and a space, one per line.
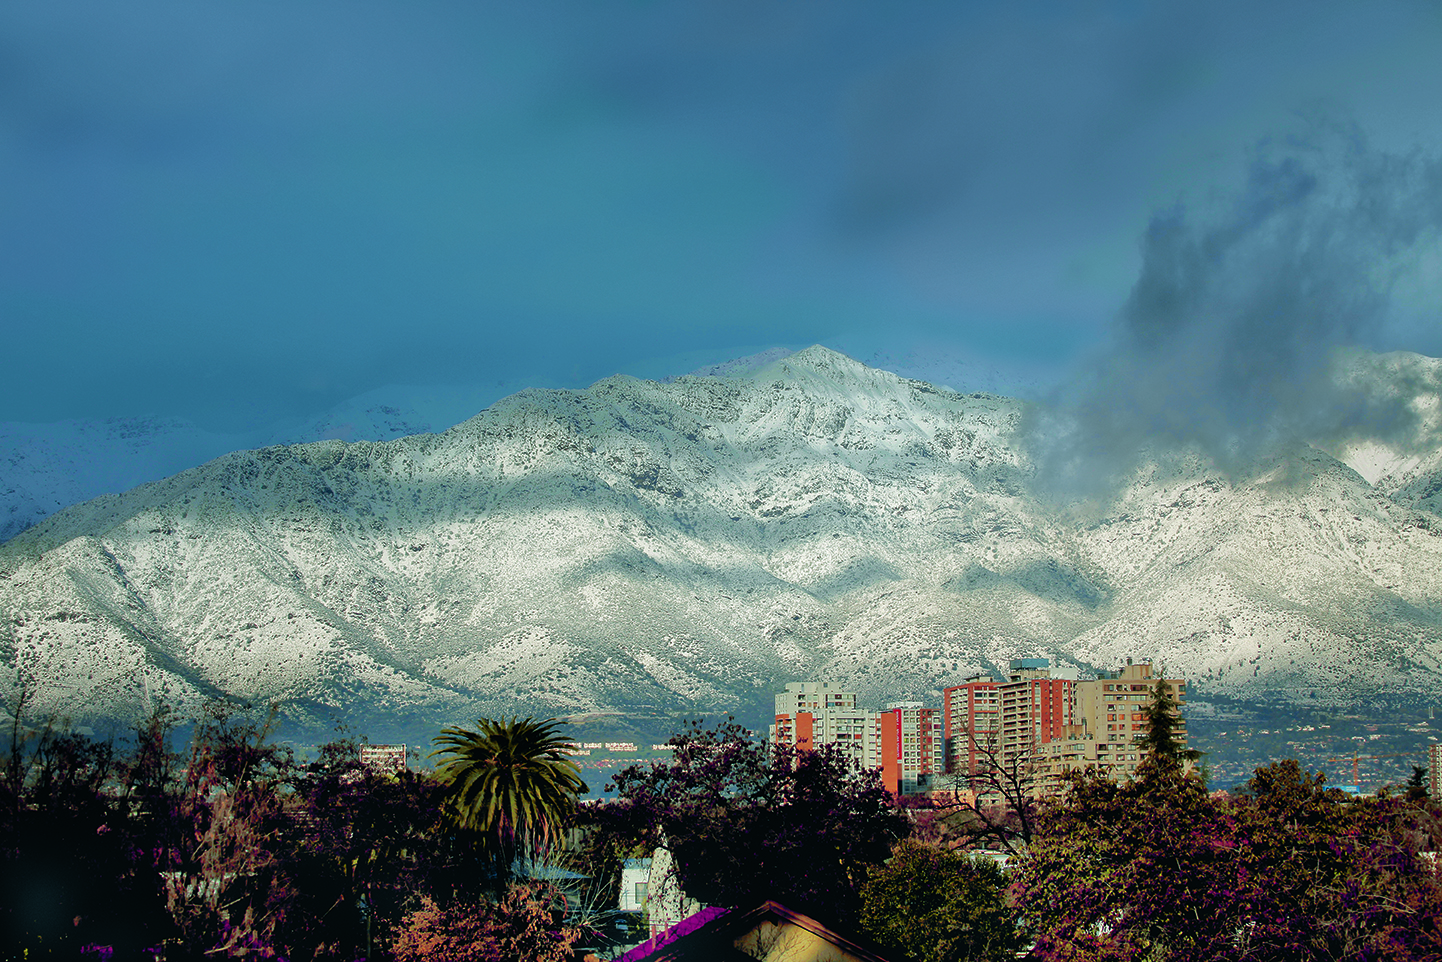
751, 344, 901, 389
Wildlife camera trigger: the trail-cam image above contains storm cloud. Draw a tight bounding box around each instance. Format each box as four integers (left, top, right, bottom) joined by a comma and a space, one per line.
2, 2, 1441, 431
1034, 127, 1442, 488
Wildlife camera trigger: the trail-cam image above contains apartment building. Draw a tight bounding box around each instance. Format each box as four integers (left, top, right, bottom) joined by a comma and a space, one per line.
358, 744, 408, 775
774, 681, 859, 715
770, 682, 879, 770
770, 683, 941, 795
943, 658, 1188, 796
1034, 660, 1188, 788
943, 676, 1000, 782
770, 661, 1185, 800
999, 659, 1079, 778
878, 702, 943, 795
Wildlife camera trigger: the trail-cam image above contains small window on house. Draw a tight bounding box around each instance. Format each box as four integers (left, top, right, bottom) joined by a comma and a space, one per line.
635, 882, 648, 904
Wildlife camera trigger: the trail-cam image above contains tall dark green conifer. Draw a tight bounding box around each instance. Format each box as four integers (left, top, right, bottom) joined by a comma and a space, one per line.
1405, 765, 1429, 801
1137, 675, 1200, 781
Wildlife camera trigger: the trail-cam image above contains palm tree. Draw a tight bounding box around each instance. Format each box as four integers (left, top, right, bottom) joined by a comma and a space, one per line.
430, 716, 586, 885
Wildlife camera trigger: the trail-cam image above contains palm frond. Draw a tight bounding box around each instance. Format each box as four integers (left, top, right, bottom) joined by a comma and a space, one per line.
431, 716, 585, 873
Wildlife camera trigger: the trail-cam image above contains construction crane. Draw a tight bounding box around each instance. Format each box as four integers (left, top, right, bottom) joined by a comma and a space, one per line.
1322, 749, 1422, 787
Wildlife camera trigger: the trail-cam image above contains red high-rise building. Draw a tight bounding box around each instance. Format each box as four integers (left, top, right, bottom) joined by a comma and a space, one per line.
876, 702, 942, 795
943, 676, 1001, 784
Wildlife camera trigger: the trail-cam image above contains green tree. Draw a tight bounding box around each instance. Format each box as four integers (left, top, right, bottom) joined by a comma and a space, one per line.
0, 711, 168, 957
1137, 675, 1198, 777
1405, 765, 1429, 802
163, 701, 299, 956
431, 716, 586, 885
1017, 766, 1240, 961
280, 743, 454, 960
1019, 745, 1442, 962
1016, 677, 1237, 961
859, 839, 1022, 962
1233, 760, 1442, 961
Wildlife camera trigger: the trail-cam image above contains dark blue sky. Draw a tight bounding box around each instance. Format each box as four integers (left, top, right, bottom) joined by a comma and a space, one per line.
3, 0, 1440, 431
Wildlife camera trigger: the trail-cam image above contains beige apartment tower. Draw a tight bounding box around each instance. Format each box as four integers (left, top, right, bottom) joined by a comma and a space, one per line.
943, 659, 1188, 796
1039, 661, 1189, 786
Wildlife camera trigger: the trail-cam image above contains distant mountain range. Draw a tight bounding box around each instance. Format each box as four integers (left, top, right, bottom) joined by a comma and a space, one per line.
0, 388, 475, 545
3, 346, 1441, 742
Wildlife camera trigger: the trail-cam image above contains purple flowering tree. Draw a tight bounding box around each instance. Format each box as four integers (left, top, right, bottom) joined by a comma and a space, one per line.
1015, 679, 1442, 961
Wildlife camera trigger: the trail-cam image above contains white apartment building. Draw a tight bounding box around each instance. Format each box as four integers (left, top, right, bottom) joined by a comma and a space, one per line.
770, 682, 943, 795
770, 682, 880, 769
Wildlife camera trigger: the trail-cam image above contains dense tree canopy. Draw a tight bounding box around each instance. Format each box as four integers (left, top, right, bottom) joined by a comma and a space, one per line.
858, 838, 1022, 962
0, 700, 568, 959
391, 882, 581, 962
8, 687, 1442, 961
596, 717, 911, 928
1016, 680, 1442, 962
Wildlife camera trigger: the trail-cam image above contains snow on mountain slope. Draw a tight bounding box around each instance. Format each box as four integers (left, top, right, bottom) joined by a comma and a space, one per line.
1321, 351, 1442, 499
0, 417, 252, 545
0, 392, 477, 544
0, 344, 1056, 546
1069, 445, 1442, 705
3, 346, 1441, 738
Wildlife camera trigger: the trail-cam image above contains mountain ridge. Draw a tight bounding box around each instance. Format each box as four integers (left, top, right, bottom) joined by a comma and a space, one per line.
4, 346, 1441, 739
0, 342, 1049, 544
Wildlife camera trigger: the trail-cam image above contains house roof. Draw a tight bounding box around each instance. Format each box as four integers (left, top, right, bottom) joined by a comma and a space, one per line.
618, 901, 894, 962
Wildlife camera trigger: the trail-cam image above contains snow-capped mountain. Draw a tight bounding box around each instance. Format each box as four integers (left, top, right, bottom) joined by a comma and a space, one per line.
0, 344, 1055, 546
0, 382, 531, 544
3, 346, 1440, 740
0, 417, 250, 546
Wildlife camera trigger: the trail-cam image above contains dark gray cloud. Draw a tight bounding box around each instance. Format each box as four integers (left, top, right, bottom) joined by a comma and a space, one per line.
2, 1, 1441, 430
1033, 125, 1442, 489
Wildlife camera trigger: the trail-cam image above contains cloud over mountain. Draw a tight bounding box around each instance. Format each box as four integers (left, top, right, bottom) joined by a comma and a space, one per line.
1034, 130, 1442, 492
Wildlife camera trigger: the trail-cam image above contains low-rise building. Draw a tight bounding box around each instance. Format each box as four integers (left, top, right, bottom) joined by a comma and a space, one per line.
359, 744, 408, 775
619, 858, 651, 914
